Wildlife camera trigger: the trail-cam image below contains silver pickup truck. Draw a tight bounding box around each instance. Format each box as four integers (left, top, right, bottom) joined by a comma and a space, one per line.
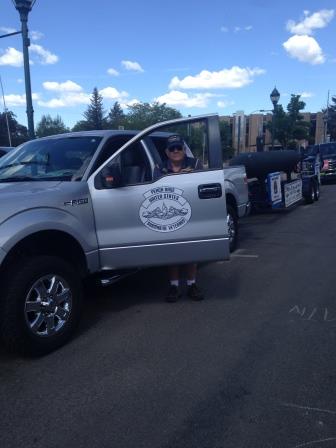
0, 115, 247, 355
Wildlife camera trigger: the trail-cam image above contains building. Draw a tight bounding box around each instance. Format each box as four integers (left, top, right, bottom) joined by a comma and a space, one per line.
220, 111, 325, 154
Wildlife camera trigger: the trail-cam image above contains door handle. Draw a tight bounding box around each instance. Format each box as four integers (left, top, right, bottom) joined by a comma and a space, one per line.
198, 183, 222, 199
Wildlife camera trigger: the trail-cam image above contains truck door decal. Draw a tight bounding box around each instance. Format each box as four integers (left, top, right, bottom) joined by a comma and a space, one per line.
139, 186, 192, 232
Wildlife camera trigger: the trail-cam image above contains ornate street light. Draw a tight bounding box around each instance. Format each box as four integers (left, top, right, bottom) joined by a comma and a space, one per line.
11, 0, 37, 139
270, 87, 280, 150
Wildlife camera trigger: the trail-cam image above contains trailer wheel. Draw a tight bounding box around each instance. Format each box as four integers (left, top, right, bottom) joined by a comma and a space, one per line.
304, 181, 314, 204
0, 256, 83, 355
314, 181, 320, 201
227, 205, 238, 252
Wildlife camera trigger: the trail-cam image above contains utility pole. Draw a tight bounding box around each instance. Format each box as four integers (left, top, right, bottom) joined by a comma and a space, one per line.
324, 90, 330, 143
0, 75, 12, 146
13, 0, 36, 139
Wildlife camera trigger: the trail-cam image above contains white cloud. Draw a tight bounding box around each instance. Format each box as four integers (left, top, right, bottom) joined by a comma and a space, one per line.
5, 93, 39, 107
169, 66, 265, 90
120, 98, 141, 109
121, 60, 144, 72
0, 26, 17, 34
99, 86, 129, 100
107, 68, 119, 76
286, 9, 334, 35
30, 44, 58, 64
17, 78, 23, 83
300, 91, 314, 98
30, 30, 44, 41
217, 100, 235, 108
38, 92, 90, 108
283, 35, 325, 64
43, 80, 82, 92
0, 47, 23, 67
221, 25, 252, 33
155, 90, 215, 108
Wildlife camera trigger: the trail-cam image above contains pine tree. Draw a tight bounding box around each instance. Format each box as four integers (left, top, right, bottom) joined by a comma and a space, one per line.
83, 87, 106, 130
106, 101, 125, 129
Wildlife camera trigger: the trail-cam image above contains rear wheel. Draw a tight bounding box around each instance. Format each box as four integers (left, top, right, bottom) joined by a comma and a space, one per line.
227, 205, 238, 252
314, 181, 320, 201
304, 181, 314, 204
0, 256, 83, 355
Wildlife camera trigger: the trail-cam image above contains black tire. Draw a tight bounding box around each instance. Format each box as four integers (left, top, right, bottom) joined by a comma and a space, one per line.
304, 181, 314, 204
314, 181, 320, 201
0, 256, 83, 356
227, 205, 238, 252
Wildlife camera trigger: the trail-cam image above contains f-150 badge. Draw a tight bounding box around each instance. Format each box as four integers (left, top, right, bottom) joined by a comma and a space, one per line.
139, 186, 191, 232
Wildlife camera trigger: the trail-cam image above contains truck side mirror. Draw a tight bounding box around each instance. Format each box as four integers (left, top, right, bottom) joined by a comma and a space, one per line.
101, 164, 123, 188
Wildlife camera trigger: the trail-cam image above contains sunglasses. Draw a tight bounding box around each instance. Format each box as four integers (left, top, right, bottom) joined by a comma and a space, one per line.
168, 145, 184, 152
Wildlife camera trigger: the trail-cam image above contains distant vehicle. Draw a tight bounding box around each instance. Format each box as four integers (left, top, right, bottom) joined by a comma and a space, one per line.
0, 147, 14, 158
307, 143, 336, 183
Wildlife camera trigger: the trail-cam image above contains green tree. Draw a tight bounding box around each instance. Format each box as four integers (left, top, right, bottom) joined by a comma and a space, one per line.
267, 94, 310, 149
36, 114, 69, 137
71, 120, 89, 132
106, 101, 125, 129
124, 102, 182, 130
81, 87, 106, 130
0, 111, 28, 146
219, 120, 234, 160
325, 95, 336, 141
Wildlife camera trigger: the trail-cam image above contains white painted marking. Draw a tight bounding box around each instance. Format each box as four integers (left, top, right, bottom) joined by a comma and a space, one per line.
289, 306, 306, 317
281, 402, 336, 415
292, 437, 336, 448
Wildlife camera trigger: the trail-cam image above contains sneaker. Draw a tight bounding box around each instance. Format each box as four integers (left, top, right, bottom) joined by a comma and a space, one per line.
187, 283, 204, 301
165, 285, 181, 303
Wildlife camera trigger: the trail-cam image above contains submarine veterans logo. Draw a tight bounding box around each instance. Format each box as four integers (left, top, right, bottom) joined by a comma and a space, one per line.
139, 186, 192, 233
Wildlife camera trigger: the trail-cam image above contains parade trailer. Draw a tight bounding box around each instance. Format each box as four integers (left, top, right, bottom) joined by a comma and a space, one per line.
229, 151, 320, 212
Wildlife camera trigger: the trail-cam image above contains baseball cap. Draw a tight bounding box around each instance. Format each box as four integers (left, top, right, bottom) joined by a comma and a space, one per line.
167, 134, 184, 149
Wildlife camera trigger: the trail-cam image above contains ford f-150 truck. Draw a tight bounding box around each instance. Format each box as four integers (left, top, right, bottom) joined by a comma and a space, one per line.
0, 114, 243, 355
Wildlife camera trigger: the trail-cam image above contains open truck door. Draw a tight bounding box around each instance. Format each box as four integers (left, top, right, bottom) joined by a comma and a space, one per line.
88, 114, 230, 269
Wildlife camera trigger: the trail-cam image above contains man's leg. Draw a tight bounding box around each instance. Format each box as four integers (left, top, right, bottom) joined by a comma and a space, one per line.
186, 263, 204, 301
165, 266, 181, 302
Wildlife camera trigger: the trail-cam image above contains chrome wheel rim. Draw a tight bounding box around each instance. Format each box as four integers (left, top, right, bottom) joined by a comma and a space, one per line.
24, 275, 72, 337
227, 213, 236, 246
311, 189, 315, 201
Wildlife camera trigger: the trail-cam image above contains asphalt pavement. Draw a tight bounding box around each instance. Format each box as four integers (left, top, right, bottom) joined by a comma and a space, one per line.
1, 185, 336, 448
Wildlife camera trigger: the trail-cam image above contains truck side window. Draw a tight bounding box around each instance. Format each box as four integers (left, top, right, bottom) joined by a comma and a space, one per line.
119, 142, 152, 185
91, 135, 134, 173
147, 120, 210, 179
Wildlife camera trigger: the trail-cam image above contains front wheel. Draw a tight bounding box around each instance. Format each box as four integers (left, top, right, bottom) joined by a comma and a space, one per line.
227, 205, 238, 253
0, 256, 83, 355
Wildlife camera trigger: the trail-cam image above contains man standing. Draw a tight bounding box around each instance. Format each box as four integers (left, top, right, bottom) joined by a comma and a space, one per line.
156, 134, 204, 303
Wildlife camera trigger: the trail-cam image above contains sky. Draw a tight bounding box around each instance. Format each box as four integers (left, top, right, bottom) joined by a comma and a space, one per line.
0, 0, 335, 129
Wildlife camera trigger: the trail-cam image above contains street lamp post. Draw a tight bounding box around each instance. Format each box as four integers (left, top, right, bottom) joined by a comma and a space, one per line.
12, 0, 36, 139
270, 87, 280, 150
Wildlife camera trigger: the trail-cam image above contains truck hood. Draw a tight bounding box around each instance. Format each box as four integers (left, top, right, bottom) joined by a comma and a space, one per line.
0, 181, 67, 225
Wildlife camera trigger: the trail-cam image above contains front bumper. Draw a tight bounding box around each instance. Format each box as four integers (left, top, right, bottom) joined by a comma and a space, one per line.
321, 171, 336, 182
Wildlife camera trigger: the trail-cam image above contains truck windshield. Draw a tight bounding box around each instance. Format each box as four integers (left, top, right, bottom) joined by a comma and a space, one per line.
0, 136, 102, 182
307, 143, 336, 157
320, 143, 336, 156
